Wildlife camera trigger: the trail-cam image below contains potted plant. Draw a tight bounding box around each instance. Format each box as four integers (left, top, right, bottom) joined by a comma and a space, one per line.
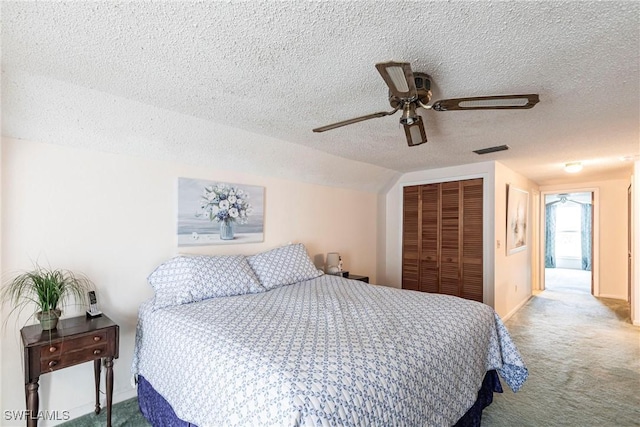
1, 265, 93, 330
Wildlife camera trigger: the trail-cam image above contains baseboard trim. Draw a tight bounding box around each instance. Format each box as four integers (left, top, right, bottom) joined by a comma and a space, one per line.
597, 293, 628, 301
502, 295, 533, 322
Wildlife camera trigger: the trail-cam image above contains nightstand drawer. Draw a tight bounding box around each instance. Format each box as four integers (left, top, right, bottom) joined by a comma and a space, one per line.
39, 330, 108, 359
40, 343, 108, 372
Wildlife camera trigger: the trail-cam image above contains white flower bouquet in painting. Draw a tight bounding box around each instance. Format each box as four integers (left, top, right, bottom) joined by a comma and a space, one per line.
198, 184, 253, 240
178, 178, 264, 246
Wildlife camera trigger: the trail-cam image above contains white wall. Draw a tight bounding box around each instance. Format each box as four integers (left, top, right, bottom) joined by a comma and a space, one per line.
540, 178, 630, 300
632, 161, 640, 325
0, 138, 379, 425
0, 132, 3, 419
494, 162, 539, 319
2, 71, 399, 194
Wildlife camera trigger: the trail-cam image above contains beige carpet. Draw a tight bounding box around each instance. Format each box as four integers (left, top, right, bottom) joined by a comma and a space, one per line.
482, 283, 640, 426
545, 267, 592, 294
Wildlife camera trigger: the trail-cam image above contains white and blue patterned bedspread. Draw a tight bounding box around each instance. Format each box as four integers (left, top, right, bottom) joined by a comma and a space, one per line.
132, 275, 527, 426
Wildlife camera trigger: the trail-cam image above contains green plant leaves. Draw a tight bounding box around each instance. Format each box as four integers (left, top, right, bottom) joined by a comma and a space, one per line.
0, 264, 94, 324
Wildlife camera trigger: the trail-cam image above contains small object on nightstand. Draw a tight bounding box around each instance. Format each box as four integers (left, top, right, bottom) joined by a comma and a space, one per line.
341, 271, 349, 278
327, 266, 340, 275
86, 291, 102, 318
326, 252, 341, 274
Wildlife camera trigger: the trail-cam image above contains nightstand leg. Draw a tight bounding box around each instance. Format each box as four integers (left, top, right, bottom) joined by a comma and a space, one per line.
94, 358, 101, 414
105, 357, 114, 427
26, 380, 39, 427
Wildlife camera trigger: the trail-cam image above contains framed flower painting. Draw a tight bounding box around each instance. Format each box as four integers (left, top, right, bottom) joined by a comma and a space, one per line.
178, 178, 264, 246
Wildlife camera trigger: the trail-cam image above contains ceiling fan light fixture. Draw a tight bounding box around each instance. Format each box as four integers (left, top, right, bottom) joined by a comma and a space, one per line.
403, 118, 427, 147
564, 162, 583, 173
400, 103, 419, 125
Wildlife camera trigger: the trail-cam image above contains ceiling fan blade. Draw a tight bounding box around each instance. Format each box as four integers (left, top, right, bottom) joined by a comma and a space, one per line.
312, 107, 399, 133
432, 94, 540, 111
375, 61, 418, 100
403, 116, 427, 147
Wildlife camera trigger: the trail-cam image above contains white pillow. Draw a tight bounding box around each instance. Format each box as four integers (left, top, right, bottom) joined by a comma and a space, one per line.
247, 243, 322, 290
148, 255, 264, 309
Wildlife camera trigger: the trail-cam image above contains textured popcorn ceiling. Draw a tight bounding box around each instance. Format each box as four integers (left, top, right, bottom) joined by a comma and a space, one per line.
1, 1, 639, 186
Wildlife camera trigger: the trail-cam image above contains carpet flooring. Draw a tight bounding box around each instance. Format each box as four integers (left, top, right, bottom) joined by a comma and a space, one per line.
62, 272, 639, 426
58, 397, 149, 427
545, 267, 592, 294
483, 272, 639, 426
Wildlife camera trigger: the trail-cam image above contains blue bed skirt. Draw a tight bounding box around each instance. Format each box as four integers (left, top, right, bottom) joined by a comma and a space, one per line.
137, 371, 502, 426
137, 375, 194, 427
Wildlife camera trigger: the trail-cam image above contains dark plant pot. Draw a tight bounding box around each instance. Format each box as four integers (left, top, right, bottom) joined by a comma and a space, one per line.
37, 309, 62, 330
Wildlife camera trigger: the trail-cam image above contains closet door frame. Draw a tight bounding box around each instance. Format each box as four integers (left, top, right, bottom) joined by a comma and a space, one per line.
400, 173, 493, 307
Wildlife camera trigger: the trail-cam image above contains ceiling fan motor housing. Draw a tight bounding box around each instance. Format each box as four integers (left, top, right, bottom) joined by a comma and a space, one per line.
389, 72, 432, 109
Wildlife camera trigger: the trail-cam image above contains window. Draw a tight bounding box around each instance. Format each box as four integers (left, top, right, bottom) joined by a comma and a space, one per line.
555, 204, 581, 258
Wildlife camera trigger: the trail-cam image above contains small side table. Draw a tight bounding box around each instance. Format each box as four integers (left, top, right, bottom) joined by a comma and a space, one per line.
21, 314, 119, 427
347, 274, 369, 283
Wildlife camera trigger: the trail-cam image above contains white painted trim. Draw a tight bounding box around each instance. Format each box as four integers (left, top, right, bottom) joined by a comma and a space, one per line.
400, 173, 490, 188
531, 190, 541, 291
598, 293, 628, 301
399, 173, 494, 308
539, 187, 600, 296
501, 295, 533, 322
632, 163, 640, 325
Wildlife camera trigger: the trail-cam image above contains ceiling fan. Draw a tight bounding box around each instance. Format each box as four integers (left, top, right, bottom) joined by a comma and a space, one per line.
312, 61, 539, 147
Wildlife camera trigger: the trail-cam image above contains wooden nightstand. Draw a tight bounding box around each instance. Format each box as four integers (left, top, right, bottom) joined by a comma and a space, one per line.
347, 274, 369, 283
21, 314, 119, 427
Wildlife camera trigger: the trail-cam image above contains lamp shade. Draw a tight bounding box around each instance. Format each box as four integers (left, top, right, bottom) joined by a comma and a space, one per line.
326, 253, 340, 268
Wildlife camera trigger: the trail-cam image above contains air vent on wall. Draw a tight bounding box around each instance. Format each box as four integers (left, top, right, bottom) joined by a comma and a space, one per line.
473, 145, 510, 155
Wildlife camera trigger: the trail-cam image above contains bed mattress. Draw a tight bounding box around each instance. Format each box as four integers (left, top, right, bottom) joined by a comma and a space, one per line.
132, 275, 526, 426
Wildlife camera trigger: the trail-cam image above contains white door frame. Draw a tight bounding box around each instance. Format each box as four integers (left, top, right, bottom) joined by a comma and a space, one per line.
539, 187, 599, 295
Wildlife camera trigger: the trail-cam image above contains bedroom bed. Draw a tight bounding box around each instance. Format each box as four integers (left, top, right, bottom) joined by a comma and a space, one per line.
132, 244, 527, 426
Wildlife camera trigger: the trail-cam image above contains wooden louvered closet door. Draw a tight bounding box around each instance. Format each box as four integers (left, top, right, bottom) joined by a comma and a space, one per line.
402, 186, 420, 291
461, 179, 483, 301
401, 178, 483, 302
420, 184, 439, 293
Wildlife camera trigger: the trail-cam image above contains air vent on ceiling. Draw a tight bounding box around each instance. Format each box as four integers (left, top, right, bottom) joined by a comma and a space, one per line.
473, 145, 510, 155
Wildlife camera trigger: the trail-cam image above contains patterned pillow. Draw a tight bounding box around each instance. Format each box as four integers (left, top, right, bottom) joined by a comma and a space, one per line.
247, 243, 322, 290
148, 255, 264, 308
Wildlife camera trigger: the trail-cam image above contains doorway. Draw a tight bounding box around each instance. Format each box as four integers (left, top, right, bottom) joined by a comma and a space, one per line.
543, 192, 594, 294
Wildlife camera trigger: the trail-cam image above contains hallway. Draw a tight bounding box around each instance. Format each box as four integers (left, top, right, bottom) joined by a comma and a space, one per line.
545, 267, 591, 294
